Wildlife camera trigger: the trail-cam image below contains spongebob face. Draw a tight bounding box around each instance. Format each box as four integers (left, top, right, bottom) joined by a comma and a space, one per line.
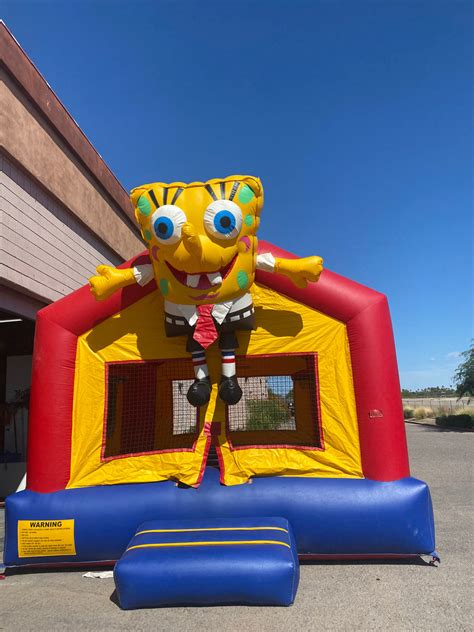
130, 176, 264, 305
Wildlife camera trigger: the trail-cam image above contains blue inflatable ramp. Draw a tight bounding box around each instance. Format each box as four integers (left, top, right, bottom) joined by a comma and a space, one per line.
114, 516, 300, 609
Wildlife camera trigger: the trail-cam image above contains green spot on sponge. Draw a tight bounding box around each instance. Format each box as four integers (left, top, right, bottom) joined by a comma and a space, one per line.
238, 185, 255, 204
137, 195, 152, 216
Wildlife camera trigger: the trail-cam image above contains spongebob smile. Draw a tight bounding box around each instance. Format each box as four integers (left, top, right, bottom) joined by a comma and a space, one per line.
166, 255, 238, 293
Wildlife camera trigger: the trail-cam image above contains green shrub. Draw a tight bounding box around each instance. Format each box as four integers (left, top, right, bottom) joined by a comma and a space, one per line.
246, 398, 290, 431
435, 414, 474, 429
403, 407, 415, 419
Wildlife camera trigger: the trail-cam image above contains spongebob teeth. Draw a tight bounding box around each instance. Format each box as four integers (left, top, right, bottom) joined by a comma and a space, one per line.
207, 272, 223, 286
186, 274, 201, 288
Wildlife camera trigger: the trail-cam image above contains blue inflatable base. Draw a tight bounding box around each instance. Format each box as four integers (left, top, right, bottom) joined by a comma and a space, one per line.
3, 468, 436, 567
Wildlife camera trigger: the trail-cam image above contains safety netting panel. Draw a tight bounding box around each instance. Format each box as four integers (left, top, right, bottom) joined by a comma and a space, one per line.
103, 360, 199, 458
227, 353, 322, 449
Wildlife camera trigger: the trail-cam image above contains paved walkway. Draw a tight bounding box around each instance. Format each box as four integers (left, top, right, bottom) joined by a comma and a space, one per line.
1, 424, 472, 631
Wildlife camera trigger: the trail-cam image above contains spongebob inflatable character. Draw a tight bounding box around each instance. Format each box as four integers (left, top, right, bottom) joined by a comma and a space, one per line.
89, 176, 323, 407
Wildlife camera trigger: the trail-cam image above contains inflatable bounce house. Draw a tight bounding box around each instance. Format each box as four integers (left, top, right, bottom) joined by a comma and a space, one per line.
3, 176, 437, 606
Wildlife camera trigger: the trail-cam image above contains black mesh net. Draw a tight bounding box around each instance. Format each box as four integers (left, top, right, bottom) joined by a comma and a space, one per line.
102, 353, 321, 460
227, 354, 321, 448
227, 375, 296, 432
103, 360, 198, 458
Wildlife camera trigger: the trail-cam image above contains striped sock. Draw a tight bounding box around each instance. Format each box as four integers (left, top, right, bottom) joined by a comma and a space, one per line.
191, 351, 208, 380
221, 349, 236, 378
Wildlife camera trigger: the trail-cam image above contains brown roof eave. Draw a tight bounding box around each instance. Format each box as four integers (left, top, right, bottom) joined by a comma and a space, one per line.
0, 21, 137, 230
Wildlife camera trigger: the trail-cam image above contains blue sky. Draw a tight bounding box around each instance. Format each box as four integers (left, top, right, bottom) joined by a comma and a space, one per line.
3, 0, 472, 389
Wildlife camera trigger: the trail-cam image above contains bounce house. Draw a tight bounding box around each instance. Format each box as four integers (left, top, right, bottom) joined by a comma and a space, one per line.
3, 175, 436, 605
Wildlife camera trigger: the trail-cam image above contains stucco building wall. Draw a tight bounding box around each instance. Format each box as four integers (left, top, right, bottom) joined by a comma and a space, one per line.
0, 68, 143, 264
0, 154, 121, 303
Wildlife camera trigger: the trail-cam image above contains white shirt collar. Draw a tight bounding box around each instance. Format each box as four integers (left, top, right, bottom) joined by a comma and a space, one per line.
164, 293, 251, 326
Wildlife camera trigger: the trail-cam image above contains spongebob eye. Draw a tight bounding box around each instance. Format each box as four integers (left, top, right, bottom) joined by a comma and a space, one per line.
151, 205, 187, 244
204, 200, 243, 240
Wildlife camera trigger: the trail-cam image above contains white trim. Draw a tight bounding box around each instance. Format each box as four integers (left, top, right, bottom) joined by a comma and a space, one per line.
133, 264, 154, 286
256, 252, 275, 273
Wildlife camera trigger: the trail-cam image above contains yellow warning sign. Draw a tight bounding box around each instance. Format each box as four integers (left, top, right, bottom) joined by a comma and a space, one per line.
18, 520, 76, 558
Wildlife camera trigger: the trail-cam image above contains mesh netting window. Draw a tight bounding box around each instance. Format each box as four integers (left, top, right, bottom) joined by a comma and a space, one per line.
102, 353, 321, 460
227, 354, 322, 449
228, 375, 296, 432
103, 360, 199, 459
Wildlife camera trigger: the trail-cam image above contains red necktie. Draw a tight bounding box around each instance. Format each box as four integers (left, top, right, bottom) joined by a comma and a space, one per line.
193, 304, 218, 349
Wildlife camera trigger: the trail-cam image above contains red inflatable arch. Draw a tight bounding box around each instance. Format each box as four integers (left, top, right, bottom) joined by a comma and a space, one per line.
27, 241, 408, 493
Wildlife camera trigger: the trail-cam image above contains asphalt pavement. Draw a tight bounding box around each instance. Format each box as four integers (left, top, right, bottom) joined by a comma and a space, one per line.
0, 423, 472, 631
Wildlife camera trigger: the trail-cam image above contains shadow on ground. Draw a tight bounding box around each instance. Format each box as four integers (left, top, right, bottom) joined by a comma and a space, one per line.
406, 421, 473, 433
299, 557, 435, 567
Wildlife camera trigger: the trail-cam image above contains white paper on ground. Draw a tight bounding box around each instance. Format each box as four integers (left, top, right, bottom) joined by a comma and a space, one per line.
83, 571, 114, 579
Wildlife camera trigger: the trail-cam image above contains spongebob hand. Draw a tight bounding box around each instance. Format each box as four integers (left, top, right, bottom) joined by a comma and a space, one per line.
89, 265, 136, 301
275, 256, 324, 289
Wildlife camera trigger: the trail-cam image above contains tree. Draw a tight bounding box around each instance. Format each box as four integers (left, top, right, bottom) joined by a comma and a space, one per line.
401, 386, 456, 398
453, 342, 474, 400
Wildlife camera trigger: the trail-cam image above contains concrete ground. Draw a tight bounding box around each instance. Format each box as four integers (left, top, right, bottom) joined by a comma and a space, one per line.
0, 424, 472, 631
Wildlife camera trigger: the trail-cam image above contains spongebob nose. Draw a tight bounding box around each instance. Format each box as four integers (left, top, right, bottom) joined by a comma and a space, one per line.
182, 222, 202, 254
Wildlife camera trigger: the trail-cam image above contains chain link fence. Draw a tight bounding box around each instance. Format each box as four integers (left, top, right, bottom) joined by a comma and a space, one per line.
402, 397, 471, 413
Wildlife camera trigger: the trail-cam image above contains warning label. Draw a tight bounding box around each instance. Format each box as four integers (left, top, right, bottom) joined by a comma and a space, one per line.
18, 520, 76, 558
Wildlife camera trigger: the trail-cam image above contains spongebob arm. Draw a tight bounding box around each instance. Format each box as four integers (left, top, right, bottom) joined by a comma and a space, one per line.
256, 253, 323, 289
89, 264, 154, 301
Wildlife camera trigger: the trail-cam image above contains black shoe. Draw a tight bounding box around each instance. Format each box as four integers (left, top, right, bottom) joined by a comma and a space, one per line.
187, 377, 212, 407
218, 375, 242, 405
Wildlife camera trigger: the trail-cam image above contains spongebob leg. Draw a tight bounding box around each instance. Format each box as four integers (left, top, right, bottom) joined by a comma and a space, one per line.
221, 349, 236, 377
191, 350, 209, 380
218, 335, 242, 405
186, 349, 211, 407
